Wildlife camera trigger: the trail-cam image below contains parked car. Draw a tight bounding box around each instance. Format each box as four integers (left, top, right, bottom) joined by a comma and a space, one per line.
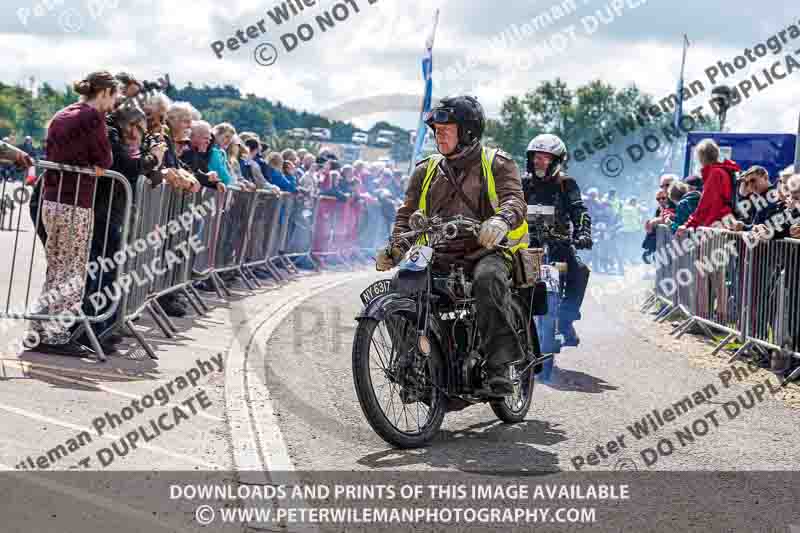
311, 127, 331, 140
288, 128, 310, 139
375, 135, 393, 147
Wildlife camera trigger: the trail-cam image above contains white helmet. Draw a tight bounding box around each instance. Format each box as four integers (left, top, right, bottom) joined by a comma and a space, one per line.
527, 134, 568, 178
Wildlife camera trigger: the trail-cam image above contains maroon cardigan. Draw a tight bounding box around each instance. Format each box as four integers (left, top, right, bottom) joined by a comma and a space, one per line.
44, 102, 113, 209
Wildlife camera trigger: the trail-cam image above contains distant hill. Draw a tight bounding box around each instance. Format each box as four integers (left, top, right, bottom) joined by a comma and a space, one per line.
0, 79, 409, 144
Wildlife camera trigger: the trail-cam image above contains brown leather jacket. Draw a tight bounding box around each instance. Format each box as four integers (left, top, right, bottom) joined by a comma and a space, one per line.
392, 143, 526, 268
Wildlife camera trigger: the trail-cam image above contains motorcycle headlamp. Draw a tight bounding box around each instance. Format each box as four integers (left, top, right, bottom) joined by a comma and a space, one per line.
443, 222, 459, 240
409, 210, 428, 231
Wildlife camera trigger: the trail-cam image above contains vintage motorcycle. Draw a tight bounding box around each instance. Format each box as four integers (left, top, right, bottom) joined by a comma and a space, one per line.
352, 211, 548, 448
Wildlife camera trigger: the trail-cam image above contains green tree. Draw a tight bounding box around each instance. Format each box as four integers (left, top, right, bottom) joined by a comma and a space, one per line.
488, 78, 718, 196
0, 79, 405, 156
523, 78, 574, 137
495, 96, 531, 157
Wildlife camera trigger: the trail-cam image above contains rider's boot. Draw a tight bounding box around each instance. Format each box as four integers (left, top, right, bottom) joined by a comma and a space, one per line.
486, 375, 514, 396
483, 337, 519, 397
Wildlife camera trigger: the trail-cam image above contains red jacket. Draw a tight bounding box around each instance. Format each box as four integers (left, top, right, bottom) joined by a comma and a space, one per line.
684, 160, 741, 228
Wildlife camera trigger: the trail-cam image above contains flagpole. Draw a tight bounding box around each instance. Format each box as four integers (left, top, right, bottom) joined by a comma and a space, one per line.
674, 33, 689, 131
662, 34, 690, 177
408, 9, 440, 175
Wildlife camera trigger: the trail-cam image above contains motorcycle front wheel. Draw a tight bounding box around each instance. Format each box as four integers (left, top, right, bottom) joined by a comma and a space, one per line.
352, 311, 447, 448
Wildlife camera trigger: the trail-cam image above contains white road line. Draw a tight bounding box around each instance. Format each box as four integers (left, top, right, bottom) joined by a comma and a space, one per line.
225, 271, 372, 480
225, 270, 372, 532
0, 401, 220, 469
16, 364, 223, 422
0, 358, 142, 381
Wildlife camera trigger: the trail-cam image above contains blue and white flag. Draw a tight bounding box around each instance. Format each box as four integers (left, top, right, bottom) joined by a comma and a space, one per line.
662, 34, 691, 176
411, 9, 440, 168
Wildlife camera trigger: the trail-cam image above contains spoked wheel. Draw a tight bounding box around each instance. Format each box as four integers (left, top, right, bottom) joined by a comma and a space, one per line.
491, 298, 535, 423
352, 311, 447, 448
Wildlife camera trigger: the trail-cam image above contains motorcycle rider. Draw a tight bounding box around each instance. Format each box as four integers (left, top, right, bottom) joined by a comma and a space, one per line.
522, 134, 592, 346
376, 95, 529, 396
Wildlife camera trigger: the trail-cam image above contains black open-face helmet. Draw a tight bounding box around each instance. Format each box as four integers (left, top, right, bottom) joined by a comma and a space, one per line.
424, 95, 485, 154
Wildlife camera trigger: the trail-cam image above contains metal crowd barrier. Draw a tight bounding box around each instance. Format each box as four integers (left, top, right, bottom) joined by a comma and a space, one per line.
690, 229, 747, 335
268, 192, 300, 277
644, 224, 800, 378
309, 195, 380, 268
152, 178, 206, 324
357, 200, 385, 256
0, 160, 132, 362
3, 173, 394, 362
338, 198, 364, 262
739, 237, 800, 357
115, 176, 211, 358
311, 195, 342, 266
190, 187, 224, 297
283, 194, 321, 270
0, 177, 19, 230
211, 186, 259, 293
242, 189, 285, 284
651, 224, 676, 309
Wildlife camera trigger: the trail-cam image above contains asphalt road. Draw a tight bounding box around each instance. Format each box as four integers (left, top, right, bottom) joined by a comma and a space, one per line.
3, 223, 800, 532
258, 270, 800, 473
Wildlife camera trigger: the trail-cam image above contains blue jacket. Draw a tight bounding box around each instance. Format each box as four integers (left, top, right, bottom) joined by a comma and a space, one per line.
239, 158, 252, 181
208, 145, 234, 185
671, 191, 701, 233
253, 155, 271, 184
267, 166, 297, 193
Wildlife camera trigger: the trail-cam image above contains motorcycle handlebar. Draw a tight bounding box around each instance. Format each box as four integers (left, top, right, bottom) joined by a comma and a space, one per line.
394, 216, 482, 243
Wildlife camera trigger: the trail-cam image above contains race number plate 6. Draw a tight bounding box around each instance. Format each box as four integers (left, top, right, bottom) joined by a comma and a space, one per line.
360, 279, 392, 306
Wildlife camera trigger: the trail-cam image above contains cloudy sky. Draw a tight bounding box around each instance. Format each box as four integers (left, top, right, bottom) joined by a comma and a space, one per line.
2, 0, 798, 134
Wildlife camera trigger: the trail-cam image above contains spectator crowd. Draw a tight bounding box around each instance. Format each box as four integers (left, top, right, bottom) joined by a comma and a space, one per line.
581, 186, 650, 275
0, 70, 410, 357
639, 137, 800, 376
641, 138, 800, 248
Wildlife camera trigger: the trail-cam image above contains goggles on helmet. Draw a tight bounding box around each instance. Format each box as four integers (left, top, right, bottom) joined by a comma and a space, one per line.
424, 108, 457, 125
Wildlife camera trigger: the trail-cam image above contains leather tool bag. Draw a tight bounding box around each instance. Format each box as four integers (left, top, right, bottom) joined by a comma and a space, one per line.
512, 247, 544, 288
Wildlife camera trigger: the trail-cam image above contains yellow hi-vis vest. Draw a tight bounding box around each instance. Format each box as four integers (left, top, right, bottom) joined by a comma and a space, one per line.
417, 147, 529, 255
